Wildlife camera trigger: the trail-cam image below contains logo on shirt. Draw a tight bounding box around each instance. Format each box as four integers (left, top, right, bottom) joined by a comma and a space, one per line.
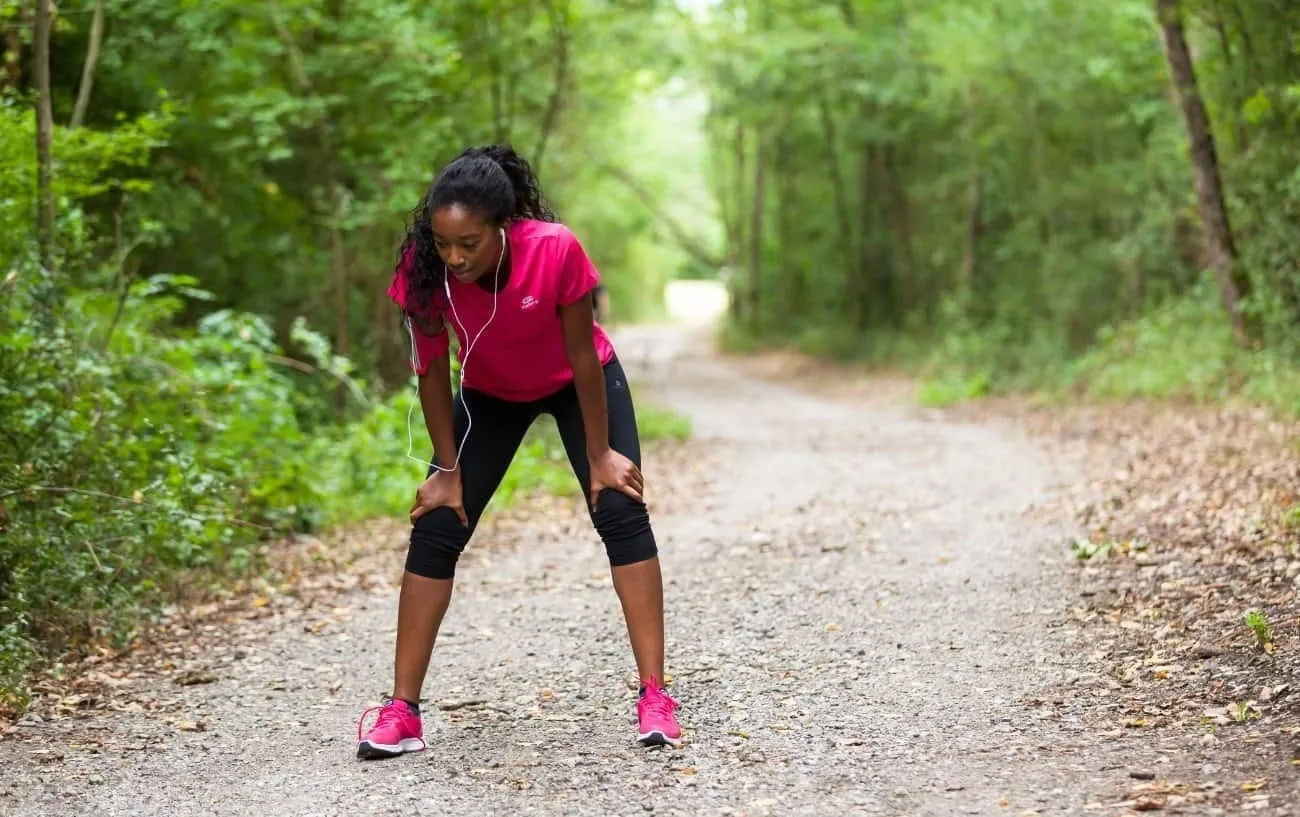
520, 295, 539, 311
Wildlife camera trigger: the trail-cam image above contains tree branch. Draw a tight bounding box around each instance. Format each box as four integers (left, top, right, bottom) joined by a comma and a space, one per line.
267, 354, 371, 408
599, 165, 724, 270
532, 0, 570, 174
0, 485, 275, 532
69, 0, 105, 128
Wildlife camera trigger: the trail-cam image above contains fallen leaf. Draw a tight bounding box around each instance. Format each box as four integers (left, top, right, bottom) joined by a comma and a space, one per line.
173, 670, 217, 686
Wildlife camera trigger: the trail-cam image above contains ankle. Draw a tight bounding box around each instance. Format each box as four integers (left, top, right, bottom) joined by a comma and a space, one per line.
638, 676, 665, 696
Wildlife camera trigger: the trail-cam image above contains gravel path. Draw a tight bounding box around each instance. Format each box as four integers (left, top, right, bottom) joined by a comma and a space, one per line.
1, 326, 1216, 816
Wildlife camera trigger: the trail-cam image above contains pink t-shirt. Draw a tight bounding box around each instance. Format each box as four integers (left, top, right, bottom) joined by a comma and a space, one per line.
386, 219, 617, 402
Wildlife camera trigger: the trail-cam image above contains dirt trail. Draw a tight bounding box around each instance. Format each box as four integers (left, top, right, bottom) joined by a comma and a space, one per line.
1, 326, 1279, 816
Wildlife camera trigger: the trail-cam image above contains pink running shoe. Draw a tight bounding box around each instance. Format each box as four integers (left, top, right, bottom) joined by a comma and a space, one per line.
356, 698, 425, 760
636, 676, 681, 747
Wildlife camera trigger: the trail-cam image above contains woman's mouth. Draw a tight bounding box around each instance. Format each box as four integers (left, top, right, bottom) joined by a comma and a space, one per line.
450, 267, 474, 281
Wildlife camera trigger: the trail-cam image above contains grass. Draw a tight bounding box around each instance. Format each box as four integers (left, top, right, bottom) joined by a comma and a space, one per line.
496, 392, 693, 500
1052, 290, 1300, 418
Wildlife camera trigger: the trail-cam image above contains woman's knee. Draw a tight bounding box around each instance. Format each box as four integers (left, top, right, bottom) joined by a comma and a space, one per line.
591, 489, 658, 566
405, 508, 472, 579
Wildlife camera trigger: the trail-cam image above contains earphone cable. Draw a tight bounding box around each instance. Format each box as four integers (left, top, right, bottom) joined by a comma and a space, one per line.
404, 228, 506, 474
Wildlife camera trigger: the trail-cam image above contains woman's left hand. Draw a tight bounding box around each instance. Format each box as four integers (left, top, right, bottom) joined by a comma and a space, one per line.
589, 449, 644, 509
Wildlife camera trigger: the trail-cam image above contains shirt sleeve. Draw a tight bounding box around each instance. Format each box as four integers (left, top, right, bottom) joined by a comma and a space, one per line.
387, 242, 450, 375
555, 227, 601, 307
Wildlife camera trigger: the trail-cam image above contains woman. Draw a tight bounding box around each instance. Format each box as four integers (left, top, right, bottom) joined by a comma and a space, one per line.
355, 145, 681, 759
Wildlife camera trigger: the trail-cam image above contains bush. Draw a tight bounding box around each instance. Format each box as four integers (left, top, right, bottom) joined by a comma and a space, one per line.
1, 274, 322, 704
1059, 277, 1300, 417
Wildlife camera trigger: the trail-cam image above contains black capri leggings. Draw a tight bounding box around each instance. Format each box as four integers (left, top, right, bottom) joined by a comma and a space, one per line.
406, 355, 657, 580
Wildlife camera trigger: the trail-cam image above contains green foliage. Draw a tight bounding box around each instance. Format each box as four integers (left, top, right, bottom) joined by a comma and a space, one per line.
1244, 609, 1273, 650
635, 399, 693, 442
1, 276, 311, 704
694, 0, 1300, 413
1056, 278, 1297, 415
915, 373, 993, 409
42, 0, 693, 385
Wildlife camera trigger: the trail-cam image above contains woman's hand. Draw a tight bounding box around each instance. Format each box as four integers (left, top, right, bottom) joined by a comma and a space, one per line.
588, 449, 644, 510
409, 470, 467, 526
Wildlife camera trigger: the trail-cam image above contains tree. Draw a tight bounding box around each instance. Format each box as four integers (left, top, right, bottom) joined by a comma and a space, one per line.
1154, 0, 1250, 341
33, 0, 54, 270
691, 0, 1296, 376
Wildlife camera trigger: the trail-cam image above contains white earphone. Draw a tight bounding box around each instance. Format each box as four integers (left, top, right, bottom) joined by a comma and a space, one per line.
404, 226, 507, 474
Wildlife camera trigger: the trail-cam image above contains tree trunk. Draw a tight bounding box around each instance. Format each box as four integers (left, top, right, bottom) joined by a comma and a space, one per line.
34, 0, 55, 272
490, 41, 506, 142
70, 0, 106, 128
728, 123, 746, 322
881, 143, 914, 317
850, 138, 887, 331
960, 171, 982, 291
1154, 0, 1250, 341
816, 93, 855, 279
774, 127, 800, 317
859, 142, 898, 330
705, 117, 739, 279
4, 4, 23, 92
331, 183, 350, 415
746, 133, 766, 330
531, 0, 569, 174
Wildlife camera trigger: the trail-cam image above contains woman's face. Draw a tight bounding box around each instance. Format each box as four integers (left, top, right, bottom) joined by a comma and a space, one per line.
431, 204, 505, 285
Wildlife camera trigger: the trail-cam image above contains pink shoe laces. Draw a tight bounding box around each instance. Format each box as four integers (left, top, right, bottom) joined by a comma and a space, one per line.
640, 676, 678, 718
356, 699, 421, 745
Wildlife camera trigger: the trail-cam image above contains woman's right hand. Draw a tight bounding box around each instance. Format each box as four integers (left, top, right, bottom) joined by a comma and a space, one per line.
409, 470, 467, 527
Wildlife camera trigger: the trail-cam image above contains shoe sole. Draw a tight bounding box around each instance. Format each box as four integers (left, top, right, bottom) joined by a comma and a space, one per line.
356, 738, 425, 760
637, 730, 682, 748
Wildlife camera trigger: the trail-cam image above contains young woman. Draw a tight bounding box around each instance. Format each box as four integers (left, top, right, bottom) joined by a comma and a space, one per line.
355, 145, 681, 759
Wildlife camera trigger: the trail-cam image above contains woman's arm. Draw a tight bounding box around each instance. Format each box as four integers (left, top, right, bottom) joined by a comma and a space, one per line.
418, 349, 460, 471
559, 295, 609, 460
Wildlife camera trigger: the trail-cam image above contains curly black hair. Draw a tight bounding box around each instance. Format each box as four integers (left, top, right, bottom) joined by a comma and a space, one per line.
398, 144, 557, 315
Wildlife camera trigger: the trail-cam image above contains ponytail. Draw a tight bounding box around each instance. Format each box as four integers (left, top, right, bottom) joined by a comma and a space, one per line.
459, 145, 558, 223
